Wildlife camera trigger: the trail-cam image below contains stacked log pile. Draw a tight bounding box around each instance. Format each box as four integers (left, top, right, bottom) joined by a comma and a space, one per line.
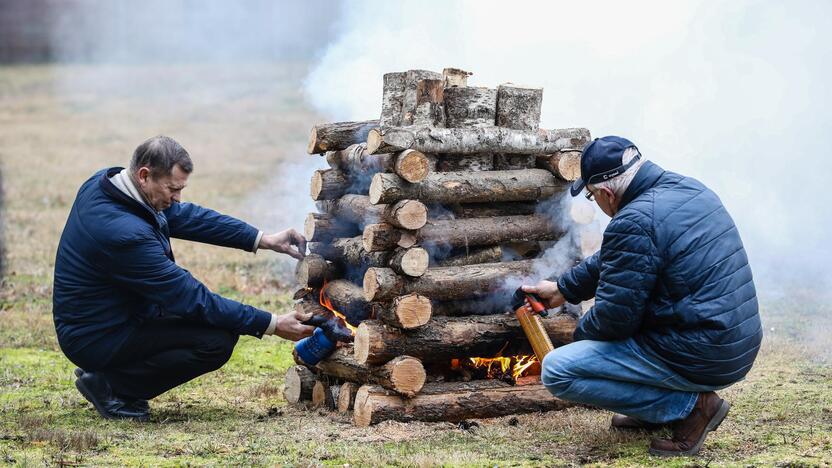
285, 68, 598, 426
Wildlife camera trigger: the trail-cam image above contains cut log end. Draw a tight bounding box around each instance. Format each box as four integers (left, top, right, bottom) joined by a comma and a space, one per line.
388, 357, 427, 397
390, 293, 432, 328
390, 200, 428, 230
307, 126, 319, 154
366, 128, 384, 155
338, 382, 358, 413
312, 380, 328, 407
283, 365, 316, 404
397, 248, 429, 277
354, 324, 370, 364
353, 385, 373, 427
396, 150, 431, 183
310, 171, 323, 200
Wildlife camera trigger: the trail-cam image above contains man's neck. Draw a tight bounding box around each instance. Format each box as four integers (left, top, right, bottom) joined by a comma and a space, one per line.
109, 168, 156, 212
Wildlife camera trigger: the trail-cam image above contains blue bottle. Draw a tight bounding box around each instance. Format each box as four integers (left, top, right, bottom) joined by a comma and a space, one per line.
294, 328, 336, 365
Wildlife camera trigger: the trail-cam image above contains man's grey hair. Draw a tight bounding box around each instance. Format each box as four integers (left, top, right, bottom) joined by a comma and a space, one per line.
587, 147, 645, 197
130, 135, 193, 178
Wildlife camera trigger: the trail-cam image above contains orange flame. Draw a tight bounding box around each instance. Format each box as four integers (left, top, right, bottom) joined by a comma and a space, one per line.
468, 354, 539, 380
320, 281, 357, 335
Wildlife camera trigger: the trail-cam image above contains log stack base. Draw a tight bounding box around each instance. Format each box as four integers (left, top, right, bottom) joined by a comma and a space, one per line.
287, 66, 593, 426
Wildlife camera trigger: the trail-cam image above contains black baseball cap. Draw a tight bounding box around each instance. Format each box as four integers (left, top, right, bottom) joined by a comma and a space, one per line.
570, 136, 641, 197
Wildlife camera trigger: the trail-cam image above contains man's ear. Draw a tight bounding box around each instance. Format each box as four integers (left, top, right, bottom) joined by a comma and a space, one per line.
136, 167, 150, 185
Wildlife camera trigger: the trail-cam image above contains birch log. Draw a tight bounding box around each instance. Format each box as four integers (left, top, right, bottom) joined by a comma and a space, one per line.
308, 120, 379, 154
369, 169, 565, 205
366, 126, 591, 155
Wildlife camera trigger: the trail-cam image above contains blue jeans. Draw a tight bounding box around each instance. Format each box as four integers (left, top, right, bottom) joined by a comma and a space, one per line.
542, 338, 728, 424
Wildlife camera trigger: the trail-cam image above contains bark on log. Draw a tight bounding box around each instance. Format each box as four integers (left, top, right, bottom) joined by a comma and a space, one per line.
375, 293, 432, 329
354, 314, 577, 365
338, 382, 358, 413
493, 154, 537, 170
295, 253, 339, 288
353, 381, 572, 426
381, 72, 407, 127
326, 145, 434, 183
363, 260, 536, 302
416, 215, 568, 250
436, 245, 503, 267
388, 247, 430, 277
435, 153, 494, 172
362, 223, 417, 251
326, 143, 394, 173
311, 169, 367, 201
412, 79, 445, 127
316, 347, 426, 397
309, 237, 389, 269
284, 365, 317, 404
322, 279, 371, 326
304, 213, 360, 243
431, 296, 515, 317
401, 70, 442, 126
496, 84, 543, 131
437, 201, 538, 218
320, 195, 428, 230
369, 169, 566, 205
366, 126, 591, 155
443, 67, 472, 88
444, 86, 497, 128
536, 150, 583, 181
308, 120, 379, 154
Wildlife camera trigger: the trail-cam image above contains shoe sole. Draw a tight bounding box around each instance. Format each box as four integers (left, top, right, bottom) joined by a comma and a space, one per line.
74, 378, 149, 422
648, 400, 731, 457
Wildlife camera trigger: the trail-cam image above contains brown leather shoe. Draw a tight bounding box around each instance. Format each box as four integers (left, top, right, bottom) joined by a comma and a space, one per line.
648, 392, 730, 457
610, 414, 668, 431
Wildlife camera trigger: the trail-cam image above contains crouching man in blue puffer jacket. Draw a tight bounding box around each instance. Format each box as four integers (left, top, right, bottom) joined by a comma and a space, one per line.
522, 136, 762, 457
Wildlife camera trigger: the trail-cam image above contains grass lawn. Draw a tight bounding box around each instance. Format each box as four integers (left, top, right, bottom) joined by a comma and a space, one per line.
1, 64, 830, 466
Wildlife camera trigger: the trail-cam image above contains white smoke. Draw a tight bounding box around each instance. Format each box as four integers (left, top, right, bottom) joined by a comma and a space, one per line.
304, 0, 832, 297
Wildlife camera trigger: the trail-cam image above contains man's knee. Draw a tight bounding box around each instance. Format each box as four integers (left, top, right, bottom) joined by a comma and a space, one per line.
541, 341, 593, 397
195, 329, 239, 370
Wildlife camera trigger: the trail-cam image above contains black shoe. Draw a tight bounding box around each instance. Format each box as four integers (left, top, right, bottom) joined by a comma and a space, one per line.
74, 372, 150, 421
74, 368, 149, 413
74, 367, 84, 379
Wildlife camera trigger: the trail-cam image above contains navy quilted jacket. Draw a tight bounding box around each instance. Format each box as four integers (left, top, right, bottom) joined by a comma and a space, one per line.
558, 161, 762, 386
53, 168, 272, 369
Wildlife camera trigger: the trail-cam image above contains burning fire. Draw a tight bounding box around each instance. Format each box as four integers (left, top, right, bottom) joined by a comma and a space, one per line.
452, 354, 540, 381
320, 281, 357, 334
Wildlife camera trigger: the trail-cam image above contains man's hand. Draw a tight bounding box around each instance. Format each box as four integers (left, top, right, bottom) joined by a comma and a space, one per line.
521, 280, 566, 309
259, 228, 307, 260
273, 309, 315, 341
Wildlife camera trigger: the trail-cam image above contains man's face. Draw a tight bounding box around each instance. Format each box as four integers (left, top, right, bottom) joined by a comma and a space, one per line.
137, 165, 189, 211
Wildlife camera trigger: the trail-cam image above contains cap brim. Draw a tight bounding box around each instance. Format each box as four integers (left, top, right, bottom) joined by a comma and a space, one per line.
570, 178, 586, 197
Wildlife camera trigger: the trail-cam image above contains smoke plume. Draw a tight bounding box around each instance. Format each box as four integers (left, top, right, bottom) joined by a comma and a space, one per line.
303, 0, 832, 299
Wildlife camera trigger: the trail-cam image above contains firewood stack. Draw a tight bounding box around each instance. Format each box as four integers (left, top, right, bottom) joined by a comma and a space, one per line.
284, 68, 598, 427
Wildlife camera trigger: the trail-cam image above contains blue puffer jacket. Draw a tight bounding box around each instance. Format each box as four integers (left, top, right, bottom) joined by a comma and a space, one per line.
557, 161, 762, 386
53, 168, 272, 369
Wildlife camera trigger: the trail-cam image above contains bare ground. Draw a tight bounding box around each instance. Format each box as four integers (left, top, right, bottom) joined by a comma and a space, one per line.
1, 64, 830, 467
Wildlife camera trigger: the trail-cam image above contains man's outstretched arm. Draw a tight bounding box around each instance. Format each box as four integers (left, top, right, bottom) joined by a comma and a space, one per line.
103, 232, 313, 340
163, 202, 306, 258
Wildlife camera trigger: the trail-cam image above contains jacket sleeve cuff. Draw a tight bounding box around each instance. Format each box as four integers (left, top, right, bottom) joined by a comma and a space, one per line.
265, 313, 278, 335
252, 231, 264, 253
246, 309, 274, 338
557, 276, 582, 305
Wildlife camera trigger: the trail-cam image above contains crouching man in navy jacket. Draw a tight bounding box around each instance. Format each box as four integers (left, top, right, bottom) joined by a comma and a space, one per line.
53, 135, 314, 421
522, 136, 762, 457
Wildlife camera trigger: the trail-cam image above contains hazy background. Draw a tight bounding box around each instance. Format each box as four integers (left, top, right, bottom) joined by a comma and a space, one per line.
1, 0, 829, 321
